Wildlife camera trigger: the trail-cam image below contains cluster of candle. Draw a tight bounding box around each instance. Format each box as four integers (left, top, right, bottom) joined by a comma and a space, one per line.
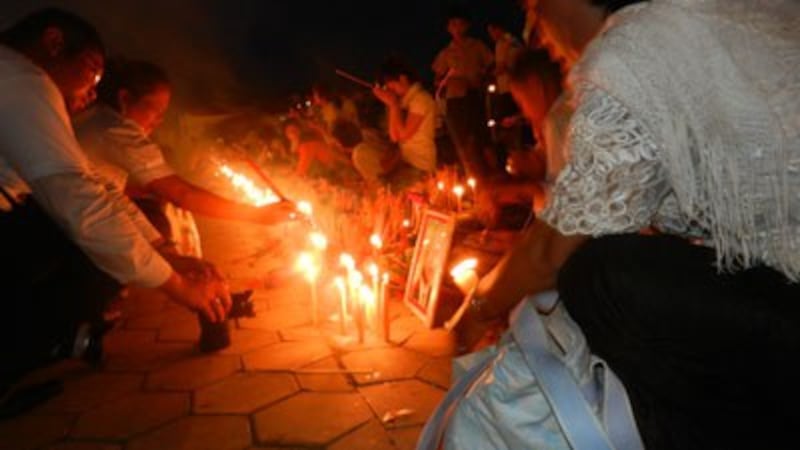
433, 177, 478, 213
295, 227, 391, 343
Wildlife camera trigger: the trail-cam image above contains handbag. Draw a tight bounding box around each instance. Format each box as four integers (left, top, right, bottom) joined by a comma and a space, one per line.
417, 292, 644, 450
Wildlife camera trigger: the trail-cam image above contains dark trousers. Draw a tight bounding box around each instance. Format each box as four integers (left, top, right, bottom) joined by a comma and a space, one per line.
445, 90, 491, 178
0, 196, 120, 385
558, 234, 800, 450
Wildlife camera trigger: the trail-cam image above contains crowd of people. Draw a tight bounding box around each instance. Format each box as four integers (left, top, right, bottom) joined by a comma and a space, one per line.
2, 1, 800, 449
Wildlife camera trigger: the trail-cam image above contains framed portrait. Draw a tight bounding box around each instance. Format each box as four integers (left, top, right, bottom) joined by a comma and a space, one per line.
404, 209, 456, 328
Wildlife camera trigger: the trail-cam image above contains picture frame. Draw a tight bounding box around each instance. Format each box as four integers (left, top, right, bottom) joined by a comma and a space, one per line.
403, 208, 456, 328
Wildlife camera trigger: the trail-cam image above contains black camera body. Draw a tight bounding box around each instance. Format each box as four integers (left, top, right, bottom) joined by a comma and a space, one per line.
198, 290, 255, 353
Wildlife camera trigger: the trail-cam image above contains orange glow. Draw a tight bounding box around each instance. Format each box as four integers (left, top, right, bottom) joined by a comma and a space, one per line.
452, 185, 465, 198
450, 258, 479, 294
467, 178, 477, 189
295, 252, 319, 281
339, 253, 355, 271
219, 165, 281, 206
297, 201, 313, 216
437, 181, 446, 191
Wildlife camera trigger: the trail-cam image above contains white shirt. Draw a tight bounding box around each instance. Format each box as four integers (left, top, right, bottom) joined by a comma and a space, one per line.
0, 45, 172, 287
74, 105, 174, 191
399, 83, 437, 172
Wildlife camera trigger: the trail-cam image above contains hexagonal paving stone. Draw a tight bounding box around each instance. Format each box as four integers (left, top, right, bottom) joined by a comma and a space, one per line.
0, 414, 73, 450
360, 380, 445, 427
71, 392, 189, 439
388, 425, 424, 450
329, 419, 397, 450
243, 341, 331, 371
194, 373, 299, 414
46, 443, 120, 450
124, 303, 192, 330
219, 328, 280, 355
237, 305, 310, 331
416, 358, 452, 390
37, 372, 143, 413
403, 329, 456, 357
127, 416, 251, 450
253, 392, 372, 446
295, 357, 353, 392
103, 340, 196, 372
146, 355, 241, 390
340, 348, 429, 385
103, 329, 157, 353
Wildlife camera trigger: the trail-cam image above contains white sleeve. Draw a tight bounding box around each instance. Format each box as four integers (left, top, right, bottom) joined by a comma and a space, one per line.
30, 174, 173, 288
541, 83, 670, 235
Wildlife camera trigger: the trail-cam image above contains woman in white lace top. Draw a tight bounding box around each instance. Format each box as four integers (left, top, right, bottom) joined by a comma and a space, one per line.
455, 0, 800, 448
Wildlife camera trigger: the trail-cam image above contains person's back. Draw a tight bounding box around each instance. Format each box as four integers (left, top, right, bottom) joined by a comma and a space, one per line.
552, 0, 800, 276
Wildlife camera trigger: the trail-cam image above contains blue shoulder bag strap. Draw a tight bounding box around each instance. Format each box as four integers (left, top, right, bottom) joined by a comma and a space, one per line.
511, 293, 615, 450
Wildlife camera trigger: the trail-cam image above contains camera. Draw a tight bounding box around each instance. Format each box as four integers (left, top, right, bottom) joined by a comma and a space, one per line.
198, 290, 255, 353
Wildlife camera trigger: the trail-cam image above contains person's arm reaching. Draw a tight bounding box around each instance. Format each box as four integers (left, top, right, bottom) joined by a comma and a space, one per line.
146, 175, 295, 225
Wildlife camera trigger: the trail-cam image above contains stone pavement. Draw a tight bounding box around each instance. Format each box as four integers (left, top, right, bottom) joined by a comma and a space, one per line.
0, 218, 455, 450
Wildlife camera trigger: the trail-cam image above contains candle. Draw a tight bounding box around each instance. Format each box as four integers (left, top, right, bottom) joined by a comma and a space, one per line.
334, 276, 347, 334
467, 177, 477, 199
367, 263, 379, 328
380, 272, 390, 341
358, 285, 375, 343
351, 271, 365, 343
369, 233, 383, 251
309, 231, 328, 250
450, 258, 479, 294
297, 200, 313, 216
296, 252, 320, 325
453, 185, 465, 213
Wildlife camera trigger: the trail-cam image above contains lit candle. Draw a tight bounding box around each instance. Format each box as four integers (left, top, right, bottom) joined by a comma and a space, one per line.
351, 271, 365, 343
367, 263, 379, 328
309, 231, 328, 251
369, 233, 383, 251
380, 272, 390, 341
297, 200, 313, 216
467, 177, 477, 198
453, 185, 465, 213
334, 276, 347, 334
358, 285, 374, 343
296, 252, 320, 325
450, 258, 479, 294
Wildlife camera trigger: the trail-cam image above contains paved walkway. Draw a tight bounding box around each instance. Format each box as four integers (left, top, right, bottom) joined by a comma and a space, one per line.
0, 218, 454, 450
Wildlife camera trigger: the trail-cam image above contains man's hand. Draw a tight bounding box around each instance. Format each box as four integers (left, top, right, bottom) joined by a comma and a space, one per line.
372, 85, 398, 107
160, 272, 231, 323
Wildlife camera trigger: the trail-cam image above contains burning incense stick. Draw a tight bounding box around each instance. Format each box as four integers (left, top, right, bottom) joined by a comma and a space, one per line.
335, 68, 373, 89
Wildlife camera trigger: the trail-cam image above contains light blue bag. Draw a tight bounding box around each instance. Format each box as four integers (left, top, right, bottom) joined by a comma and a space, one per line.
417, 292, 644, 450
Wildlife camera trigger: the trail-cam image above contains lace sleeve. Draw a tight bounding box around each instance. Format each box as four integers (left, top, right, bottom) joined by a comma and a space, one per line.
541, 83, 669, 236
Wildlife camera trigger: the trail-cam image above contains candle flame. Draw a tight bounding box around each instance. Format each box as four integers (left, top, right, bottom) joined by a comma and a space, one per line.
453, 185, 465, 197
437, 181, 446, 191
367, 263, 379, 277
334, 276, 346, 291
297, 201, 313, 216
467, 178, 477, 189
339, 253, 355, 270
351, 270, 364, 287
296, 252, 319, 281
309, 232, 328, 250
402, 219, 411, 228
359, 284, 375, 306
450, 258, 478, 279
218, 164, 281, 206
369, 233, 383, 249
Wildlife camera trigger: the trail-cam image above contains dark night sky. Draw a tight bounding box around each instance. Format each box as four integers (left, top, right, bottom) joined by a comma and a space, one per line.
1, 1, 523, 111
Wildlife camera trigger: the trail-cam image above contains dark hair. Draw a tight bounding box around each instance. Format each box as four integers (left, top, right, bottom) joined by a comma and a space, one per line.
590, 0, 648, 14
96, 58, 170, 112
0, 8, 104, 57
508, 48, 563, 89
331, 119, 363, 149
378, 56, 420, 84
446, 5, 472, 23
